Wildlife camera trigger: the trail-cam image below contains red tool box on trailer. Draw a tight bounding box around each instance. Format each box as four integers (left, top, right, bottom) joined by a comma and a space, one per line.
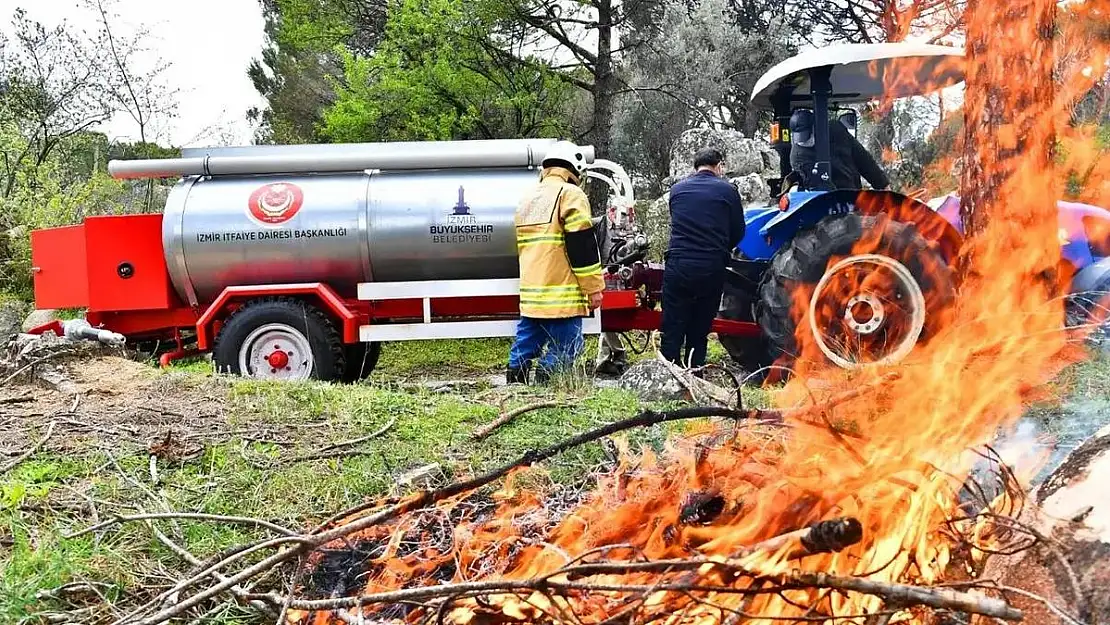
30, 224, 89, 310
31, 214, 177, 313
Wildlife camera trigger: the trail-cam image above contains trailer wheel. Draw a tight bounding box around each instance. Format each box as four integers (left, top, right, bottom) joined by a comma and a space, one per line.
757, 213, 956, 372
340, 342, 382, 382
213, 297, 346, 382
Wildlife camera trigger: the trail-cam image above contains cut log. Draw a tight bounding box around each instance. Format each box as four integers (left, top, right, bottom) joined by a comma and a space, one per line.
979, 423, 1110, 624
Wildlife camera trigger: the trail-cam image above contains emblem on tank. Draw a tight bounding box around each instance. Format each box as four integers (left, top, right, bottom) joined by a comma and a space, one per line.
452, 186, 471, 215
429, 185, 493, 244
248, 182, 304, 226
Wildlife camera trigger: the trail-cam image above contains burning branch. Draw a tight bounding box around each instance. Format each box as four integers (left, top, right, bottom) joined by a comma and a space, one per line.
246, 563, 1022, 622
777, 572, 1022, 621
68, 372, 1045, 625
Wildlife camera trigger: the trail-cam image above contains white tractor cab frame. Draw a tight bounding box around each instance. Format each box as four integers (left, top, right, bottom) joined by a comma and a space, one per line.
750, 42, 965, 196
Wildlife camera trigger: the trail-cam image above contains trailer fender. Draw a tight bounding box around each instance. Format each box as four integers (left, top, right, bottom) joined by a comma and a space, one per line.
195, 283, 359, 351
1071, 256, 1110, 296
761, 189, 964, 265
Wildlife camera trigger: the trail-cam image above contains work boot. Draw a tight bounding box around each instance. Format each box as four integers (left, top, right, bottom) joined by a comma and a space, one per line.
534, 366, 552, 385
612, 352, 629, 375
594, 356, 628, 378
506, 362, 531, 385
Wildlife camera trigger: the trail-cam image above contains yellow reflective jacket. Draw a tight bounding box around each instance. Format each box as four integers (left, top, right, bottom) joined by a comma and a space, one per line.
514, 167, 604, 318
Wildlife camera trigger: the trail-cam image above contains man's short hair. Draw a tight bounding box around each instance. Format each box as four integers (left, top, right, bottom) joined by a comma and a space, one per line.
693, 147, 725, 170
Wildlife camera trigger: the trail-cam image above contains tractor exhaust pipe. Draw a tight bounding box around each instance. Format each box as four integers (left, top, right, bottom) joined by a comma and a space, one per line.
107, 139, 596, 180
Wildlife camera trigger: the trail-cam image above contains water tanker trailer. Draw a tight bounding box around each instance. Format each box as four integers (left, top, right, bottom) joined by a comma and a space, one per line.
27, 138, 759, 382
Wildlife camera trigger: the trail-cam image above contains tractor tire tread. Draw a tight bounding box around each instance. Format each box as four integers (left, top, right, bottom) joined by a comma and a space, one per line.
718, 274, 776, 380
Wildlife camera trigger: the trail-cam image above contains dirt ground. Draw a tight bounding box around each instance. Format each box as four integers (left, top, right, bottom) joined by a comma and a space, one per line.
1, 353, 233, 460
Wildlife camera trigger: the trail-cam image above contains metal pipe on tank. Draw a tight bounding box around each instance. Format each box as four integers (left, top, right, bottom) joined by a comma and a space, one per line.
178, 138, 557, 159
109, 139, 595, 180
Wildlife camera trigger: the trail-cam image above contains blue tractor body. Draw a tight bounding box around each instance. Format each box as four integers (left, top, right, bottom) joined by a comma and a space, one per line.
736, 189, 1110, 284
742, 189, 1110, 260
929, 193, 1110, 292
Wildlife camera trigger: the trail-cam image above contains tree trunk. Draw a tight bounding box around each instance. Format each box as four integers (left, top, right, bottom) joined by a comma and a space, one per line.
588, 0, 616, 217
742, 106, 761, 139
959, 0, 1057, 239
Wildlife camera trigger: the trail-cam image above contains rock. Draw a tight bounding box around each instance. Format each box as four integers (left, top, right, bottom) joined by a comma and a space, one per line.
1, 330, 82, 392
21, 309, 59, 333
979, 423, 1110, 624
730, 173, 771, 206
618, 360, 689, 402
666, 128, 778, 188
0, 299, 27, 343
396, 463, 444, 490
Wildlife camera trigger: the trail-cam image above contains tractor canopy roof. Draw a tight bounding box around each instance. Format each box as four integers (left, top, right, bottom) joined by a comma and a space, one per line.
750, 42, 966, 110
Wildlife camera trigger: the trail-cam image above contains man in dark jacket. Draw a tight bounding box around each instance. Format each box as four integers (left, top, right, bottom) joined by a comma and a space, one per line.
660, 147, 745, 367
788, 108, 890, 191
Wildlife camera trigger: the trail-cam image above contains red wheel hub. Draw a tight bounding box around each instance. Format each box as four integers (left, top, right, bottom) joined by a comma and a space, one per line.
266, 349, 290, 369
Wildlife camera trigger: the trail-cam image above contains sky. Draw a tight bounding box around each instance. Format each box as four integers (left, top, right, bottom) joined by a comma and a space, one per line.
0, 0, 267, 147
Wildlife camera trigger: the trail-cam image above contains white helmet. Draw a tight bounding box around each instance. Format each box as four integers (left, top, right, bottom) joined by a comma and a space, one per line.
541, 140, 588, 176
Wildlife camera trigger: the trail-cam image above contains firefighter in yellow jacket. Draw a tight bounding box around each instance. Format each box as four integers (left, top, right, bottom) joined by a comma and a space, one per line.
507, 141, 605, 384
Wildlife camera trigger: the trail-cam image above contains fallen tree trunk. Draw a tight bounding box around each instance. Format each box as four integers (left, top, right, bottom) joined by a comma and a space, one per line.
979, 423, 1110, 625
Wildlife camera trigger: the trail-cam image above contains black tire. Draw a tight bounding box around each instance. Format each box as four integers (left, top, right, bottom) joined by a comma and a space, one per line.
718, 277, 776, 381
756, 213, 956, 372
213, 297, 346, 382
340, 341, 383, 383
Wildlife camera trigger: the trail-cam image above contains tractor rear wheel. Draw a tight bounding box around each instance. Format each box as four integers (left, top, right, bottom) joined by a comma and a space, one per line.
718, 278, 776, 381
213, 297, 346, 382
756, 213, 956, 372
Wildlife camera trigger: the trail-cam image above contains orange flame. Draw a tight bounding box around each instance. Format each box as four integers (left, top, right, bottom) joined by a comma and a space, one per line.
290, 2, 1110, 623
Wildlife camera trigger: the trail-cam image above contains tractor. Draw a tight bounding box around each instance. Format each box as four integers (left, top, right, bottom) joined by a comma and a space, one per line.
713, 42, 1110, 377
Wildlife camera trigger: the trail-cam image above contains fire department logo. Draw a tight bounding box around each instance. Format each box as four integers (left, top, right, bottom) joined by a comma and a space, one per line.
248, 182, 304, 225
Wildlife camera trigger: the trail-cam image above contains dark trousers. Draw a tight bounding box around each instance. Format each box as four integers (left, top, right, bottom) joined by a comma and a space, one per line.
660, 259, 726, 367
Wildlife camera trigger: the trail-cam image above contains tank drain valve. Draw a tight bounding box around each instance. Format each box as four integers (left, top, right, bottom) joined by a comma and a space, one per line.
63, 319, 127, 347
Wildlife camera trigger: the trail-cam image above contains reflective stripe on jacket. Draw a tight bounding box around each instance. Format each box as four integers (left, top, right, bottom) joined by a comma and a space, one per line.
515, 167, 604, 318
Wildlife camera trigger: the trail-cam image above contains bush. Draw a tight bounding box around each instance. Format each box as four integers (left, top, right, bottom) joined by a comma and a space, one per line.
0, 170, 139, 300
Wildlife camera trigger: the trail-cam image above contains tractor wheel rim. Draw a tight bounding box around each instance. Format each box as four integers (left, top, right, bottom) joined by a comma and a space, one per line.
808, 253, 927, 369
238, 323, 314, 381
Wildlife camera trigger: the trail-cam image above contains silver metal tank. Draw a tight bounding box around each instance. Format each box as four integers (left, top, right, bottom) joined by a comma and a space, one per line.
163, 167, 542, 305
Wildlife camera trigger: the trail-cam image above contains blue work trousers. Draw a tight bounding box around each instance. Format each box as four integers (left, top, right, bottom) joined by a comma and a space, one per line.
660, 258, 726, 367
508, 316, 585, 374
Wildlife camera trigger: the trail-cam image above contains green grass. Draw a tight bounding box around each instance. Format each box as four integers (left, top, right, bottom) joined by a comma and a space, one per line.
1057, 351, 1110, 400
223, 377, 679, 491
375, 338, 511, 377
152, 333, 733, 383
153, 338, 515, 379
